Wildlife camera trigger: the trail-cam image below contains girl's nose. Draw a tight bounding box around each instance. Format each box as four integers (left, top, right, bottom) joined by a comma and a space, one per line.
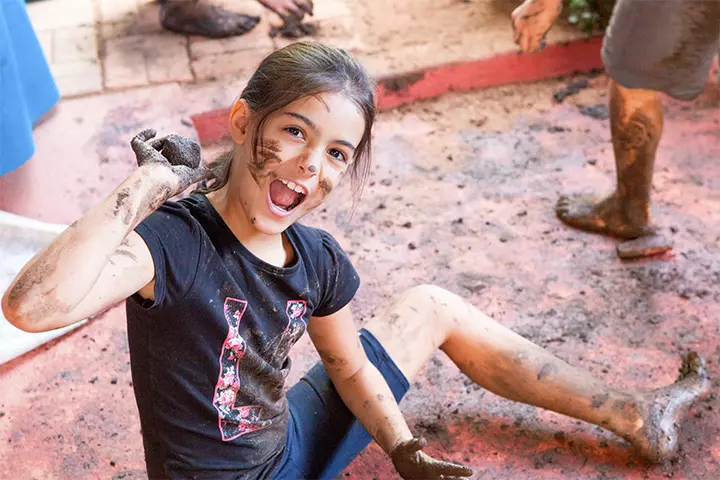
298, 149, 321, 176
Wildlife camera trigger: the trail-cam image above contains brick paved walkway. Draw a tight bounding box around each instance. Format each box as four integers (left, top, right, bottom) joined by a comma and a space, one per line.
27, 0, 585, 98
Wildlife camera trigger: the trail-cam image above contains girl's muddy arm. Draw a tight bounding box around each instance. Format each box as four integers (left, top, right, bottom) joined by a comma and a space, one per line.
308, 307, 472, 479
311, 321, 413, 451
1, 130, 210, 333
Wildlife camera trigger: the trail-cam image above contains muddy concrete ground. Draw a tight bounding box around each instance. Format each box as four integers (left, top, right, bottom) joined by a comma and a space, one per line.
0, 75, 718, 479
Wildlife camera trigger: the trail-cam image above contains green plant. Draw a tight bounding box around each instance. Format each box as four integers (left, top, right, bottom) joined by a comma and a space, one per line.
565, 0, 616, 34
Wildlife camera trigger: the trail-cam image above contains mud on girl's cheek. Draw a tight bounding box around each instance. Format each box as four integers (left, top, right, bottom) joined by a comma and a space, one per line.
248, 139, 284, 185
319, 178, 332, 198
304, 178, 335, 210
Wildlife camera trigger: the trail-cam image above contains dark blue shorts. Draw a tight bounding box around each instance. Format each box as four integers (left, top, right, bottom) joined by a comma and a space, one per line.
272, 328, 410, 480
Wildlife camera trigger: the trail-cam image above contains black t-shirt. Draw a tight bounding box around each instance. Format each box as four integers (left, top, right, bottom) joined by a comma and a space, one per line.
125, 193, 360, 479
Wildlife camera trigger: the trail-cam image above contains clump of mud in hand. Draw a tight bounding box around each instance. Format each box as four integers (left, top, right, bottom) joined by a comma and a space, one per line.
130, 129, 212, 197
270, 17, 317, 38
159, 134, 202, 169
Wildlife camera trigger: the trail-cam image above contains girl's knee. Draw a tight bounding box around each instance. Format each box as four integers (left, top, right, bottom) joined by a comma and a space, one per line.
402, 284, 450, 304
400, 284, 466, 318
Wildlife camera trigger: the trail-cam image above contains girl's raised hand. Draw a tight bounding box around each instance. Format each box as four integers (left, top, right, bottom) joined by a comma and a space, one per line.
130, 129, 213, 196
391, 437, 473, 479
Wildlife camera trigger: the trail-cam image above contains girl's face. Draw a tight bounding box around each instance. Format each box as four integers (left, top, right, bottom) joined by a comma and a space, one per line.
232, 92, 366, 234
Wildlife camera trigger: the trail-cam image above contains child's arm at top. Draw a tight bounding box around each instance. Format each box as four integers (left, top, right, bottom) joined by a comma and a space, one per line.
1, 130, 211, 333
511, 0, 563, 53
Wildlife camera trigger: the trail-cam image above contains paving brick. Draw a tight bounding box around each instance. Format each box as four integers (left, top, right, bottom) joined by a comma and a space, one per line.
99, 0, 138, 24
100, 22, 134, 41
53, 26, 97, 64
51, 60, 103, 97
191, 47, 271, 81
189, 19, 274, 59
146, 35, 194, 83
99, 2, 164, 39
103, 36, 150, 89
133, 2, 165, 33
103, 34, 192, 88
26, 0, 95, 31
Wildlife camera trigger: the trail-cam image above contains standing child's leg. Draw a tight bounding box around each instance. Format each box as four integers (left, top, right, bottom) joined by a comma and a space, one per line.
555, 82, 663, 242
364, 285, 710, 463
554, 0, 719, 258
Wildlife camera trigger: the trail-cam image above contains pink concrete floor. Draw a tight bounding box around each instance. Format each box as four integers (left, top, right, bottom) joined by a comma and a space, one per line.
1, 75, 719, 480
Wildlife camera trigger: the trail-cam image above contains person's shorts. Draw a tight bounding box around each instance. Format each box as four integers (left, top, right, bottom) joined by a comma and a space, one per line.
272, 328, 410, 480
602, 0, 720, 100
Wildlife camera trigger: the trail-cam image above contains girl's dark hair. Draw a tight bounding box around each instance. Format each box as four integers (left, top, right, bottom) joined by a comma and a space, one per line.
200, 42, 376, 199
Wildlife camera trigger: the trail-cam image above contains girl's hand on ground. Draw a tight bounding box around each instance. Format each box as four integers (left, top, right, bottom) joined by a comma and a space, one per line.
130, 129, 213, 196
511, 0, 562, 53
391, 437, 473, 479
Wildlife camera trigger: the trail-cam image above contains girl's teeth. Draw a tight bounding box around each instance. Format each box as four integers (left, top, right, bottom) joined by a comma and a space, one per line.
278, 179, 305, 195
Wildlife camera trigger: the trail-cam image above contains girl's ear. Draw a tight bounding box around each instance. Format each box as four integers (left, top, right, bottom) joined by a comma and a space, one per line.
229, 99, 251, 144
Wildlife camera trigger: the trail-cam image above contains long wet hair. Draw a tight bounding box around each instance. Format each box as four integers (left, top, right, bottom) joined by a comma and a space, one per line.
199, 42, 376, 199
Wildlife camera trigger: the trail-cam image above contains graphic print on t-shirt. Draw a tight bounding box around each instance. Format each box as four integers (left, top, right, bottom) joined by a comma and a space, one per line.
213, 298, 272, 441
273, 300, 308, 364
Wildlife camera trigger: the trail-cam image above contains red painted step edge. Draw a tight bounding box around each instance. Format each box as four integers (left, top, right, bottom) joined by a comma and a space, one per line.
191, 36, 605, 146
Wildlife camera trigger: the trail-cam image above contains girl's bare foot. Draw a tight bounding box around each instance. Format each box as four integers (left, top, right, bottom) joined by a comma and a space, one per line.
626, 352, 711, 463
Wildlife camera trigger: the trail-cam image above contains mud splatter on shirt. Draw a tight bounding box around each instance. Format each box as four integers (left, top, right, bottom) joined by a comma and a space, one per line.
126, 193, 359, 478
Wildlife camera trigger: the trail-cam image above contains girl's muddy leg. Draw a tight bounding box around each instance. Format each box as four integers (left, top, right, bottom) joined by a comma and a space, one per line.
365, 285, 710, 462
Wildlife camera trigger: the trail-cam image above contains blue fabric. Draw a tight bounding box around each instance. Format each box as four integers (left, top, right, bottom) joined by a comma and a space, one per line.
273, 328, 410, 480
0, 0, 59, 176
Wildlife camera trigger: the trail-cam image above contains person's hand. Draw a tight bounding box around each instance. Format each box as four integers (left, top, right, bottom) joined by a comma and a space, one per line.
257, 0, 313, 22
130, 129, 212, 197
391, 437, 473, 479
511, 0, 562, 53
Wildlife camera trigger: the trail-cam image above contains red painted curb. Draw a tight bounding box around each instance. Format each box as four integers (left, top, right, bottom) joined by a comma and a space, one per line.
376, 36, 604, 109
192, 108, 232, 147
192, 36, 605, 145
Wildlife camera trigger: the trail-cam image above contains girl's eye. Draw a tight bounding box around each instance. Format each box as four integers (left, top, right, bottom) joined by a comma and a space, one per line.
286, 127, 304, 138
328, 149, 347, 163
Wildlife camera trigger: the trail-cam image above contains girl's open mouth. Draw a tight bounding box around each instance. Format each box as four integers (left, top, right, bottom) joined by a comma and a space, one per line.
268, 178, 307, 213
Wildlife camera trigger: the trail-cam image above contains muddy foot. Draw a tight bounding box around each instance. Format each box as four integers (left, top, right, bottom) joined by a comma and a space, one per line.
160, 2, 260, 38
629, 352, 711, 463
556, 192, 655, 239
617, 234, 673, 259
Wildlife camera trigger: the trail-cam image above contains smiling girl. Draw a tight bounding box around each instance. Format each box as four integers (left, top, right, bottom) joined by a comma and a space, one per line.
2, 43, 710, 480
